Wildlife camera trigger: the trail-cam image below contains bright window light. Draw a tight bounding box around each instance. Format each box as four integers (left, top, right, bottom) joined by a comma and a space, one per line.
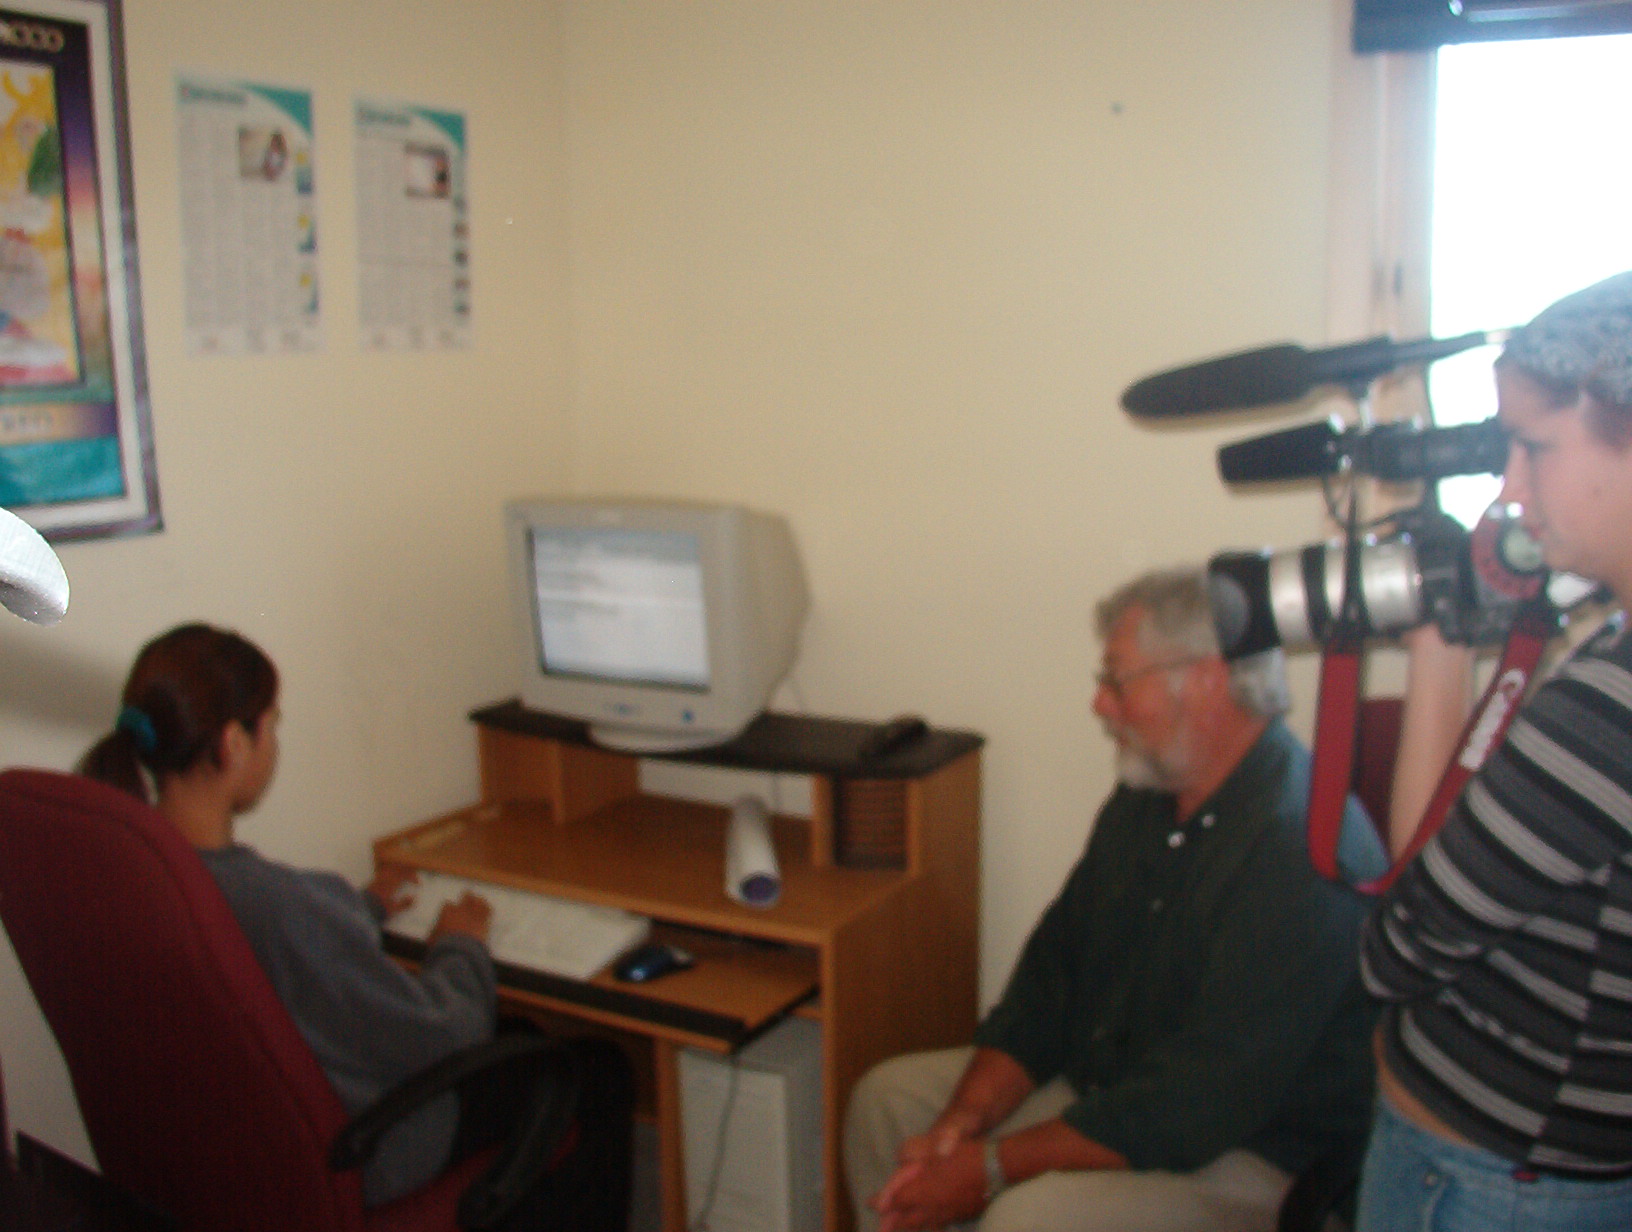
1426, 33, 1632, 523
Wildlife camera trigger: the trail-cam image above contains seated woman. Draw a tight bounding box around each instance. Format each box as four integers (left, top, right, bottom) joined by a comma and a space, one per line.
80, 622, 631, 1229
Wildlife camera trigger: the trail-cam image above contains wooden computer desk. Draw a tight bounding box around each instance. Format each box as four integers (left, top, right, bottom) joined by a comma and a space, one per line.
374, 702, 982, 1232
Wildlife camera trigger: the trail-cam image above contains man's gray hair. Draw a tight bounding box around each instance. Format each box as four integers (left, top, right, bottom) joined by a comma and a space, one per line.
1096, 566, 1290, 719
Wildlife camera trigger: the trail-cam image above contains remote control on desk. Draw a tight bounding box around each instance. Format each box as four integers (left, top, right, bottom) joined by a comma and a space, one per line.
856, 714, 929, 763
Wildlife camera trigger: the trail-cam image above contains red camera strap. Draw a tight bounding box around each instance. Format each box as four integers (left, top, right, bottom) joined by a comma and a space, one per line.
1307, 647, 1363, 884
1306, 596, 1555, 895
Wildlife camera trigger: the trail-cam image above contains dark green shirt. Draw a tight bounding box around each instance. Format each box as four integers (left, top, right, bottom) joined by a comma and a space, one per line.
973, 720, 1382, 1175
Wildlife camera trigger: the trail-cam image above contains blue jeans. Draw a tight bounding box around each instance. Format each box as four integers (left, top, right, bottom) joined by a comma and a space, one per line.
1356, 1095, 1632, 1232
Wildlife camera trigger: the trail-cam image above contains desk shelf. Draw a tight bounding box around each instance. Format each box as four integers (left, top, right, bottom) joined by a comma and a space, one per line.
376, 800, 843, 1048
379, 797, 902, 942
373, 703, 982, 1232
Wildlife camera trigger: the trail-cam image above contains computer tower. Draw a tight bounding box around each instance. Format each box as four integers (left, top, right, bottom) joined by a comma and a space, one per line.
678, 1016, 823, 1232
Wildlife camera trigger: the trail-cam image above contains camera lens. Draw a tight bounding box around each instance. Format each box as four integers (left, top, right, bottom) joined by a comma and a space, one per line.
1208, 539, 1426, 658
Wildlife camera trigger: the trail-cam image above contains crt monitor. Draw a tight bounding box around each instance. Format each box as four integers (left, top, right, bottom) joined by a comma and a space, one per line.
504, 497, 809, 752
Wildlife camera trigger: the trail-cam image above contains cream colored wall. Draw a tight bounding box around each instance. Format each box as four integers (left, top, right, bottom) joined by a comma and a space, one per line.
558, 1, 1342, 997
3, 0, 1359, 1169
0, 0, 574, 1158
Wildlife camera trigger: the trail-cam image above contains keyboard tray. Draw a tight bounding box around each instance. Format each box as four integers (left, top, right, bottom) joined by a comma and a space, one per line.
382, 923, 817, 1049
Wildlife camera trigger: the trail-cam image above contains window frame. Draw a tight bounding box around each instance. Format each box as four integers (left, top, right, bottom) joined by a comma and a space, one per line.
1325, 16, 1437, 431
1354, 0, 1632, 54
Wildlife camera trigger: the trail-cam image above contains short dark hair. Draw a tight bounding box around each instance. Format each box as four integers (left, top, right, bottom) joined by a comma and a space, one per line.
1499, 271, 1632, 448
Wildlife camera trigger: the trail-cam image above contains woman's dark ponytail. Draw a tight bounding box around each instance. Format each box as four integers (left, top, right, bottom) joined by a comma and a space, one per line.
79, 624, 279, 803
79, 721, 150, 802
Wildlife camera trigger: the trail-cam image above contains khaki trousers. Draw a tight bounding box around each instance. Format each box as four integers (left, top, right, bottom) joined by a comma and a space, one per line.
843, 1047, 1293, 1232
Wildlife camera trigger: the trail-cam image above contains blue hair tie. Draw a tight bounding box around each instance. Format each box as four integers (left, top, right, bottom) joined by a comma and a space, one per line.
116, 705, 158, 755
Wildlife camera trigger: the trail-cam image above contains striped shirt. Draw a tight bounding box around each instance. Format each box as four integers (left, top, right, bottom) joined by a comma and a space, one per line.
1361, 612, 1632, 1176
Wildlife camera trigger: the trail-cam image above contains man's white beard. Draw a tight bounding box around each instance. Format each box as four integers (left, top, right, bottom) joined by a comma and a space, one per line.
1115, 744, 1172, 789
1110, 720, 1195, 792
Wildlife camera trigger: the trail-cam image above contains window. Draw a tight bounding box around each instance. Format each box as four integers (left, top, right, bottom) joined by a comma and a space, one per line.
1329, 21, 1632, 525
1424, 33, 1632, 521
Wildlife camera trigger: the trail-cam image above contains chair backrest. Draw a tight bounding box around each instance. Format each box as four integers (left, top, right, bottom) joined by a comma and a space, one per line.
0, 768, 366, 1231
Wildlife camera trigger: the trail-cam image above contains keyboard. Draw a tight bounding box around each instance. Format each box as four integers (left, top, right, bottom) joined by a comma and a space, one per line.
384, 871, 651, 981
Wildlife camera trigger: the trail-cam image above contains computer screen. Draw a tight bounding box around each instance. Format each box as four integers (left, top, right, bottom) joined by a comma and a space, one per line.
505, 497, 808, 751
529, 525, 710, 689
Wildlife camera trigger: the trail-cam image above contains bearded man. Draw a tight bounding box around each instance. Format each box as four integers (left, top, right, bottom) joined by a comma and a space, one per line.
843, 567, 1386, 1232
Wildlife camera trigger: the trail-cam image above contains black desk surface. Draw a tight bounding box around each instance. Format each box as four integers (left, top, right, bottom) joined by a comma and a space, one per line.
471, 701, 983, 779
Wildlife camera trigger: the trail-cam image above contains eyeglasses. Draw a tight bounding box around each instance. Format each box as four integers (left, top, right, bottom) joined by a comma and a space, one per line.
1095, 657, 1203, 698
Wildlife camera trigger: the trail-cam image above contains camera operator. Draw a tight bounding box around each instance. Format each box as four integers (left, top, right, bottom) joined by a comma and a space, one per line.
1357, 272, 1632, 1232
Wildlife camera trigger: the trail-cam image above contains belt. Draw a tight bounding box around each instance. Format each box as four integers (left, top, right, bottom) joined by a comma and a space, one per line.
1511, 1162, 1632, 1184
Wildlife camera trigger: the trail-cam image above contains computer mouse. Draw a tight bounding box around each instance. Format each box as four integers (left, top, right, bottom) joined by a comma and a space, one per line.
613, 942, 696, 983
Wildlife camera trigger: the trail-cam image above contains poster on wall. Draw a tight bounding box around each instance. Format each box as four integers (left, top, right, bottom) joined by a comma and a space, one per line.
354, 98, 469, 351
0, 0, 159, 540
176, 73, 320, 356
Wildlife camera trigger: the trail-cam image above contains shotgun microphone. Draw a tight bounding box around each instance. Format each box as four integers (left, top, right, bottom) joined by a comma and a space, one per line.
1217, 416, 1509, 485
1120, 331, 1500, 419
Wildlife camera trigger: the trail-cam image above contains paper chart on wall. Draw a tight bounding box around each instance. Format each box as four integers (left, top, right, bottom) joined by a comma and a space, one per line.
354, 98, 469, 351
175, 75, 321, 356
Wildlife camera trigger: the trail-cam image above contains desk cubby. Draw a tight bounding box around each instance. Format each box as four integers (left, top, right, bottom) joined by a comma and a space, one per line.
374, 701, 982, 1232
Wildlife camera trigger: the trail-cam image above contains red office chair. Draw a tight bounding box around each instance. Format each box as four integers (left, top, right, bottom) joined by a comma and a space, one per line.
0, 768, 572, 1232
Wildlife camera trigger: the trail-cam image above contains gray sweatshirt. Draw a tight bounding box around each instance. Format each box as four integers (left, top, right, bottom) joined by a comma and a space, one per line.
201, 844, 496, 1204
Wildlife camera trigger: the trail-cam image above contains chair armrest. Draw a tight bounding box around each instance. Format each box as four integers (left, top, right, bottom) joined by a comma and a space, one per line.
328, 1033, 567, 1171
329, 1033, 583, 1231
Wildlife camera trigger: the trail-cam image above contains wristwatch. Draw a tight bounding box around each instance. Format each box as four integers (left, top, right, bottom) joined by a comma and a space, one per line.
983, 1138, 1007, 1202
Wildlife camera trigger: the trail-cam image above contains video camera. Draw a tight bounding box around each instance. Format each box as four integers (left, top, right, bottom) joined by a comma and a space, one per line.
1120, 330, 1582, 655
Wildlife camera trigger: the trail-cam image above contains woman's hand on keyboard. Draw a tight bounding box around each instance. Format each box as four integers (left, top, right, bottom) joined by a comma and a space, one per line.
430, 891, 492, 945
365, 863, 421, 917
